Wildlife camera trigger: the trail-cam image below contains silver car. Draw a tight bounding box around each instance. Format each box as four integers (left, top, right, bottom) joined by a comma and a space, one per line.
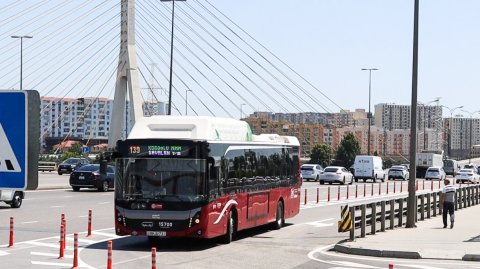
388, 166, 409, 181
425, 167, 446, 181
319, 166, 354, 185
301, 164, 323, 182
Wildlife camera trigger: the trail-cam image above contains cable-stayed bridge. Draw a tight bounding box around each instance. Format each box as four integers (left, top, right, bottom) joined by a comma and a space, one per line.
0, 0, 343, 145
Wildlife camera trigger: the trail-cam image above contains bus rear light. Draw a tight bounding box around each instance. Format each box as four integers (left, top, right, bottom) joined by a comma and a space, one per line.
194, 218, 200, 224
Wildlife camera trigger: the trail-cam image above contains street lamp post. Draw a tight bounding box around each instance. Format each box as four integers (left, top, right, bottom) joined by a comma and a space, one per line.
185, 89, 192, 115
442, 105, 464, 158
361, 68, 378, 155
11, 35, 33, 90
240, 103, 246, 119
161, 0, 186, 116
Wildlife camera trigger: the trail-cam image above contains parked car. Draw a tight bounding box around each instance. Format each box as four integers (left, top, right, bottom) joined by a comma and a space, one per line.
301, 164, 323, 182
388, 166, 409, 181
456, 169, 479, 184
425, 166, 446, 181
69, 164, 115, 192
319, 166, 354, 185
58, 158, 89, 175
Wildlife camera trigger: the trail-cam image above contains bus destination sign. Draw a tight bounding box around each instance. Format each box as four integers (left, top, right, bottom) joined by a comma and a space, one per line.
128, 145, 188, 157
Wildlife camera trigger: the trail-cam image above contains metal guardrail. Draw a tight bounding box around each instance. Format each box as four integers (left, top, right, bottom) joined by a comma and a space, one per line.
348, 184, 480, 241
38, 161, 57, 172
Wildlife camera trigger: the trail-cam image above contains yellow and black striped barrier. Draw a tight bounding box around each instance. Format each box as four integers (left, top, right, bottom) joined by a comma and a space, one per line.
338, 204, 352, 232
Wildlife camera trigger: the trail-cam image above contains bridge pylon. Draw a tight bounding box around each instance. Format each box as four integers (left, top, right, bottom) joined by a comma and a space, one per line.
108, 0, 143, 147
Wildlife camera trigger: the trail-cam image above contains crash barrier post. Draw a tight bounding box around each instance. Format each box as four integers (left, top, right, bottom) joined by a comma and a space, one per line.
338, 204, 352, 232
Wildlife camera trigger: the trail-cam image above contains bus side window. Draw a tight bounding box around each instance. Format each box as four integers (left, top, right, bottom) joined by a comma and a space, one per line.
209, 167, 219, 198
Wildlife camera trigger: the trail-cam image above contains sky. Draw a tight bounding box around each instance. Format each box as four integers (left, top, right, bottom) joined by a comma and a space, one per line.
1, 1, 479, 118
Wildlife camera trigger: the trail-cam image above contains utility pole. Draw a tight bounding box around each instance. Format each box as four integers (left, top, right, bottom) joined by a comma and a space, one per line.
406, 0, 419, 228
361, 68, 378, 155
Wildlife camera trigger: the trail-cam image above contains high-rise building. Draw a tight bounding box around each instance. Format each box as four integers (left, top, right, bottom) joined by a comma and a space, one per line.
444, 117, 480, 159
40, 97, 166, 152
374, 103, 443, 131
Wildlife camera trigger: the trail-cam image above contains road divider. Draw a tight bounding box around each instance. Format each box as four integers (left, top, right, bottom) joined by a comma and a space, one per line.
87, 209, 92, 237
58, 224, 65, 259
107, 240, 113, 269
8, 217, 14, 248
151, 247, 157, 269
73, 233, 79, 268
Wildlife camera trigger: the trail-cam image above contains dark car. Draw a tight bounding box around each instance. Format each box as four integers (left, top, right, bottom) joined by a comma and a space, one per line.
58, 158, 89, 175
69, 164, 115, 192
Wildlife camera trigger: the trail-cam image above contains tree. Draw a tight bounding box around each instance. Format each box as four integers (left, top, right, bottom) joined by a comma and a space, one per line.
59, 142, 83, 163
310, 144, 332, 167
335, 132, 361, 167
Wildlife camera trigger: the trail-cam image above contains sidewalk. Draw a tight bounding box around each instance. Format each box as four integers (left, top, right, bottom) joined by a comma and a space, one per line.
334, 204, 480, 261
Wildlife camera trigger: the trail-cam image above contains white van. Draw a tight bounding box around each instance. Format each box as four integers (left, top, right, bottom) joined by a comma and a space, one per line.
353, 155, 385, 182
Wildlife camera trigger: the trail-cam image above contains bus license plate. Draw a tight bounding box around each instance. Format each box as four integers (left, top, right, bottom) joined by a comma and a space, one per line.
147, 231, 166, 237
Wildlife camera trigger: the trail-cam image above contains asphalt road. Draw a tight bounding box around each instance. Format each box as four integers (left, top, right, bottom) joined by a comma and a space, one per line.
0, 173, 470, 269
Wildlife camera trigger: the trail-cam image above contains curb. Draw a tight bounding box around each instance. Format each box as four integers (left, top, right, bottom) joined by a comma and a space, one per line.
334, 243, 421, 259
463, 254, 480, 261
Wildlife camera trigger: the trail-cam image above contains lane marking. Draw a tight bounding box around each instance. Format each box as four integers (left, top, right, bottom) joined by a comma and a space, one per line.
91, 231, 121, 238
66, 237, 97, 244
400, 265, 444, 269
31, 261, 73, 267
24, 241, 59, 248
0, 250, 10, 256
21, 221, 39, 224
98, 202, 110, 205
50, 206, 65, 208
78, 215, 88, 218
331, 260, 379, 268
31, 251, 73, 259
304, 220, 334, 228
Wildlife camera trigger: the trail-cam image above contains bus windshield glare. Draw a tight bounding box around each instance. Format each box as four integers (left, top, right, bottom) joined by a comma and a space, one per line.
115, 158, 206, 202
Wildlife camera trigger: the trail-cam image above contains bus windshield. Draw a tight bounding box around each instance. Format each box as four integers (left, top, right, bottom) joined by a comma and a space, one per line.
115, 158, 206, 202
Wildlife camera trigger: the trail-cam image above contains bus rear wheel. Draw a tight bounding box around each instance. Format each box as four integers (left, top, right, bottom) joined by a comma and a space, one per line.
272, 201, 284, 230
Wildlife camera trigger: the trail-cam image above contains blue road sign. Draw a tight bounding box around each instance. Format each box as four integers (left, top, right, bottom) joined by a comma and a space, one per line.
0, 91, 27, 189
82, 146, 90, 154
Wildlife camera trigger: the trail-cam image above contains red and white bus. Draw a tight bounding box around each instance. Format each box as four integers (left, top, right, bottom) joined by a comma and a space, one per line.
113, 116, 301, 243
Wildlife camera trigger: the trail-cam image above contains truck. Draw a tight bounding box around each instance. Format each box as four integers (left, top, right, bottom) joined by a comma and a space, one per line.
416, 151, 444, 178
353, 155, 385, 182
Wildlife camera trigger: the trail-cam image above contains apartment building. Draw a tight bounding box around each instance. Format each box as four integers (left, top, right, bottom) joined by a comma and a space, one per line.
444, 117, 480, 159
374, 103, 443, 131
40, 97, 166, 152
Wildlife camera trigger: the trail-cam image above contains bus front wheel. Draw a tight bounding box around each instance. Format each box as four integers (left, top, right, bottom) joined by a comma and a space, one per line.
220, 210, 236, 244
